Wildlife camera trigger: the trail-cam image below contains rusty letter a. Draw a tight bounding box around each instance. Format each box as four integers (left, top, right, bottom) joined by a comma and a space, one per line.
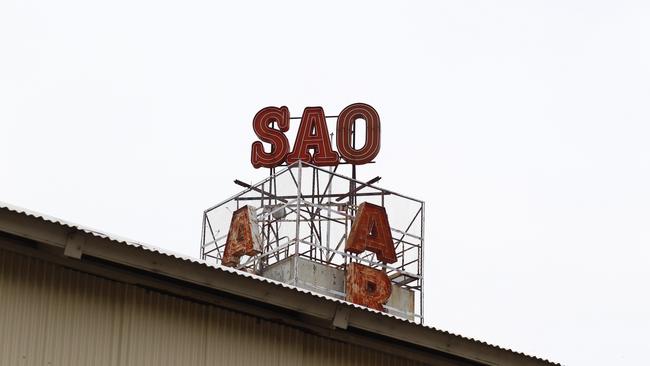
345, 202, 397, 264
222, 206, 262, 267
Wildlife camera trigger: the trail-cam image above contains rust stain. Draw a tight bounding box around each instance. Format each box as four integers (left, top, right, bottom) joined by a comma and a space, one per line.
345, 262, 392, 311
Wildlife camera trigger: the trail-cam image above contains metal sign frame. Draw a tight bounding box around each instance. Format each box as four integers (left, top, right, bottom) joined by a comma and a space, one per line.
200, 160, 425, 323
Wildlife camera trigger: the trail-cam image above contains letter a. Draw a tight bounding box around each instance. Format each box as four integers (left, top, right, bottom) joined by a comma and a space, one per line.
286, 107, 339, 166
222, 206, 262, 267
345, 202, 397, 264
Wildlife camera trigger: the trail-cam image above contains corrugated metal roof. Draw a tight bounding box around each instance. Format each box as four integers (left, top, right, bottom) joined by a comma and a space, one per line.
0, 248, 427, 366
0, 201, 560, 365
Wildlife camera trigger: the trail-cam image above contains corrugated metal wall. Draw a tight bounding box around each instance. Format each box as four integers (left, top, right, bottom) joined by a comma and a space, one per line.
0, 248, 428, 366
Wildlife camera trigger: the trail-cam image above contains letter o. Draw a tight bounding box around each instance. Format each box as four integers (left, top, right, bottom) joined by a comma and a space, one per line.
336, 103, 380, 165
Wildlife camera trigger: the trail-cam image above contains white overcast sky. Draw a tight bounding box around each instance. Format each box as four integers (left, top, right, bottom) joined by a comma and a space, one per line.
1, 1, 649, 364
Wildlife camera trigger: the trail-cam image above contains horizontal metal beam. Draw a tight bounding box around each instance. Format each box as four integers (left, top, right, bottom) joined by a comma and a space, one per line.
335, 176, 382, 202
235, 191, 389, 201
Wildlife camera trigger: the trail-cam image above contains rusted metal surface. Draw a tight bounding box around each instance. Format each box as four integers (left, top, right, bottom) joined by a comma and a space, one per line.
345, 262, 392, 312
222, 205, 262, 267
263, 256, 415, 319
345, 202, 397, 264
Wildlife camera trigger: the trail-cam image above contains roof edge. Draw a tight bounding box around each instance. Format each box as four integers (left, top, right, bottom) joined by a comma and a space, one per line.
0, 202, 560, 366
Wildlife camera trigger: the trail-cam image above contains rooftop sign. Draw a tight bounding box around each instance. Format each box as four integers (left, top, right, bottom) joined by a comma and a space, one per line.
203, 103, 424, 321
251, 103, 380, 168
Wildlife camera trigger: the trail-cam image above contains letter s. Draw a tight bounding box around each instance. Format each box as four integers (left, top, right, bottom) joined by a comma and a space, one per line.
251, 106, 290, 168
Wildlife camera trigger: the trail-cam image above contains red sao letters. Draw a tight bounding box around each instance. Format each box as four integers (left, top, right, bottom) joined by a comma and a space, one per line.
251, 103, 381, 168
